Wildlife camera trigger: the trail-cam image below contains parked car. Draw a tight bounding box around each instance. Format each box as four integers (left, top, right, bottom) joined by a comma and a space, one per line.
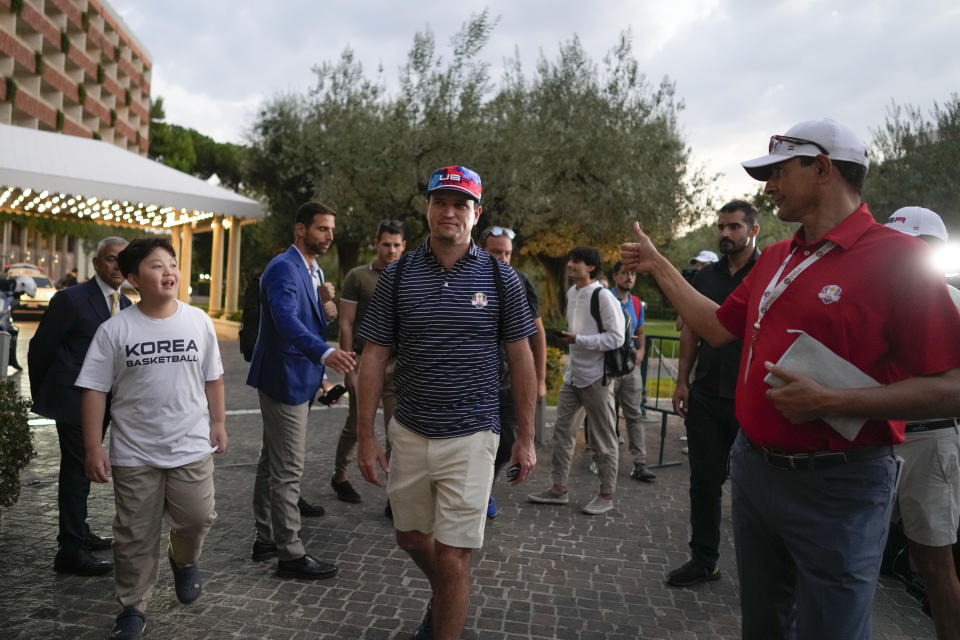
3, 264, 57, 316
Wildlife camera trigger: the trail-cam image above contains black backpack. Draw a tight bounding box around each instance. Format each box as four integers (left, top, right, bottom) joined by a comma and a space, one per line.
589, 287, 635, 385
238, 273, 262, 362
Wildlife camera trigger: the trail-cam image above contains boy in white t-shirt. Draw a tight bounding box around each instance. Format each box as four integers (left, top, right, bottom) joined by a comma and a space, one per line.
77, 238, 226, 640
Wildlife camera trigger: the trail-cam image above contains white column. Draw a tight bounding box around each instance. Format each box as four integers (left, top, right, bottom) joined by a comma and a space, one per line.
169, 227, 181, 264
208, 216, 224, 315
50, 233, 59, 280
178, 224, 193, 302
19, 226, 28, 263
60, 235, 70, 274
224, 217, 242, 315
1, 222, 10, 264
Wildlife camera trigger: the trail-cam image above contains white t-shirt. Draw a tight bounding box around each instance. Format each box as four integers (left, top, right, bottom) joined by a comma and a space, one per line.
76, 301, 224, 468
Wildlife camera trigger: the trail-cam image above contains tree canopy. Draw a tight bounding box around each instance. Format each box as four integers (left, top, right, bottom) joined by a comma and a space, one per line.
244, 13, 708, 316
865, 94, 960, 234
149, 96, 248, 191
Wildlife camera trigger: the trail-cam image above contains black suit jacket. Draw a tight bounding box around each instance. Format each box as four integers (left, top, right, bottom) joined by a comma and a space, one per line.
28, 278, 131, 424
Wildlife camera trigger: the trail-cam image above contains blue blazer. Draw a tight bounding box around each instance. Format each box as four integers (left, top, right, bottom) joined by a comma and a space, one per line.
246, 246, 330, 405
28, 277, 131, 424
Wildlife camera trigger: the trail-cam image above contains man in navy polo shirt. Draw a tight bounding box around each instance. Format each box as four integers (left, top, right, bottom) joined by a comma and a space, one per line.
356, 165, 538, 640
621, 119, 960, 639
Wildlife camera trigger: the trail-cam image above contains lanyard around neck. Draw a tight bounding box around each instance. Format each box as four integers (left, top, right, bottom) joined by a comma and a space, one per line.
744, 240, 837, 381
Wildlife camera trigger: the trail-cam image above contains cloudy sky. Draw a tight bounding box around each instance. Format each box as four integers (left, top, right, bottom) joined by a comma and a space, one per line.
111, 0, 959, 203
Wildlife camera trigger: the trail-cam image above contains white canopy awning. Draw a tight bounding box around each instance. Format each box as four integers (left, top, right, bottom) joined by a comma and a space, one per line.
0, 123, 263, 227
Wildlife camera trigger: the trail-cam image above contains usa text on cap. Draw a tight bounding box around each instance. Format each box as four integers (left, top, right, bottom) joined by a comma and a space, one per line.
885, 206, 948, 243
427, 165, 482, 202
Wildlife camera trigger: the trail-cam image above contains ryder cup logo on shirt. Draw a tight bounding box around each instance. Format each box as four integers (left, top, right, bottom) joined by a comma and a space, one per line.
818, 284, 842, 305
471, 292, 488, 308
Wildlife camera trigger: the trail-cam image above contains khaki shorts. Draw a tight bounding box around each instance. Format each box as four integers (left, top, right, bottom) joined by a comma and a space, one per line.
386, 419, 498, 549
894, 426, 960, 547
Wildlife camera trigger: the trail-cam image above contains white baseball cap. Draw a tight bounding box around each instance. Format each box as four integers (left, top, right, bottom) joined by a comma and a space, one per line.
885, 206, 948, 243
741, 118, 870, 181
690, 250, 719, 264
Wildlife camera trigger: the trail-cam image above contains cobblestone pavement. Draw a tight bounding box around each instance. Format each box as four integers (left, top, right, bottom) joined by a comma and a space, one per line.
0, 322, 935, 639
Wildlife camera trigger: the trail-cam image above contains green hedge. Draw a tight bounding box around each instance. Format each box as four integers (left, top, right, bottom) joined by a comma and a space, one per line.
0, 380, 35, 508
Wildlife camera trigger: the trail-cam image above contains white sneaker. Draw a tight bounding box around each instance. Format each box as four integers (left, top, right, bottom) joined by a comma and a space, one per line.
582, 495, 613, 515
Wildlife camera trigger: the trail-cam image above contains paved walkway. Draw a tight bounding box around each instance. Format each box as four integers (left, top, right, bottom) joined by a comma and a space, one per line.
0, 323, 935, 638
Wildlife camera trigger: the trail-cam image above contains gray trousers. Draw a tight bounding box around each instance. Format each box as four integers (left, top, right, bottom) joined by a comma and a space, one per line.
253, 390, 308, 561
334, 356, 397, 476
551, 379, 618, 495
613, 367, 647, 464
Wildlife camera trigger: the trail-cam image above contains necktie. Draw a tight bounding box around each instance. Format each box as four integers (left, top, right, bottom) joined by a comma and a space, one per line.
110, 292, 119, 316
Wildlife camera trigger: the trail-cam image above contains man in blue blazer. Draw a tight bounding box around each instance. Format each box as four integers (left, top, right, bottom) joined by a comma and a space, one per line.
247, 200, 355, 580
28, 237, 131, 576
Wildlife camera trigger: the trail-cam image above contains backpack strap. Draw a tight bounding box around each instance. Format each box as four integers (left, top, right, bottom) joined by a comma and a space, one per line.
632, 295, 641, 326
490, 254, 505, 341
590, 287, 604, 332
589, 287, 608, 385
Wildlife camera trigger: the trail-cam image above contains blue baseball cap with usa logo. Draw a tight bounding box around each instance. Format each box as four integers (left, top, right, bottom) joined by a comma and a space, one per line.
427, 165, 482, 202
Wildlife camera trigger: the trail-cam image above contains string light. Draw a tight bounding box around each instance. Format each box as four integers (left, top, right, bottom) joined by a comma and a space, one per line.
0, 184, 225, 231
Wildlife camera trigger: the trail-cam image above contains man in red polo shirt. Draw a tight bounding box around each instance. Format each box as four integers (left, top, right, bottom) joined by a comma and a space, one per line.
620, 118, 960, 640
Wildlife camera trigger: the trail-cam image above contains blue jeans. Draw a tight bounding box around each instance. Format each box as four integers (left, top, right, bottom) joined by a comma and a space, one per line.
730, 432, 900, 640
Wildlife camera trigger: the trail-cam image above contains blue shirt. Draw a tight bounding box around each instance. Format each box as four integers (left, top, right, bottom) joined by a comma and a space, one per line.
612, 287, 644, 335
359, 240, 537, 438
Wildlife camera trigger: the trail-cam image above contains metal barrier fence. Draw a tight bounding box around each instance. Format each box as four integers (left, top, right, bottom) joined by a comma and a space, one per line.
640, 335, 683, 469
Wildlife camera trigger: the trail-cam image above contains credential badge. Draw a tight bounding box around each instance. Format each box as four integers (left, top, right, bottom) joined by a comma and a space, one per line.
818, 284, 842, 305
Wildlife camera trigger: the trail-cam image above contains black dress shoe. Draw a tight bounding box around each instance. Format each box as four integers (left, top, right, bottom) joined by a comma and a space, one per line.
276, 554, 338, 580
54, 547, 114, 576
411, 599, 433, 639
82, 531, 114, 551
331, 477, 363, 504
297, 497, 326, 517
251, 540, 277, 561
630, 462, 657, 482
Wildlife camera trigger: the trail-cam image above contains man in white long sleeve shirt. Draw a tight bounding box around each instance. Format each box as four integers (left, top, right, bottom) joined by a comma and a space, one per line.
528, 246, 625, 515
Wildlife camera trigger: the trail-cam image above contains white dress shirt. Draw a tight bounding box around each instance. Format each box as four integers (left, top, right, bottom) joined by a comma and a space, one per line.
293, 245, 333, 364
93, 274, 122, 312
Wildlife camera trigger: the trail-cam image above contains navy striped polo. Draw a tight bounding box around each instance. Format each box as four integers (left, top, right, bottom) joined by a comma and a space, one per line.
359, 240, 536, 438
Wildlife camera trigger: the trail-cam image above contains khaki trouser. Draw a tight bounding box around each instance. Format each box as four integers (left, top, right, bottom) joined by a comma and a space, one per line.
334, 355, 397, 476
252, 390, 308, 560
112, 455, 216, 611
614, 366, 647, 464
551, 379, 618, 495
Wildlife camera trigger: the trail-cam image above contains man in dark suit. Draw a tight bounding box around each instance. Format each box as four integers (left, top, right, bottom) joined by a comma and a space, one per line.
247, 201, 355, 580
28, 236, 130, 576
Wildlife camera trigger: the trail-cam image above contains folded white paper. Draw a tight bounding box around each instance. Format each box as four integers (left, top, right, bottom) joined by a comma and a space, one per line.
763, 330, 881, 441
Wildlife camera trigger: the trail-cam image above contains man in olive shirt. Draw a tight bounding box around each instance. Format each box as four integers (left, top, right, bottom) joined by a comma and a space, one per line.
330, 220, 406, 504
